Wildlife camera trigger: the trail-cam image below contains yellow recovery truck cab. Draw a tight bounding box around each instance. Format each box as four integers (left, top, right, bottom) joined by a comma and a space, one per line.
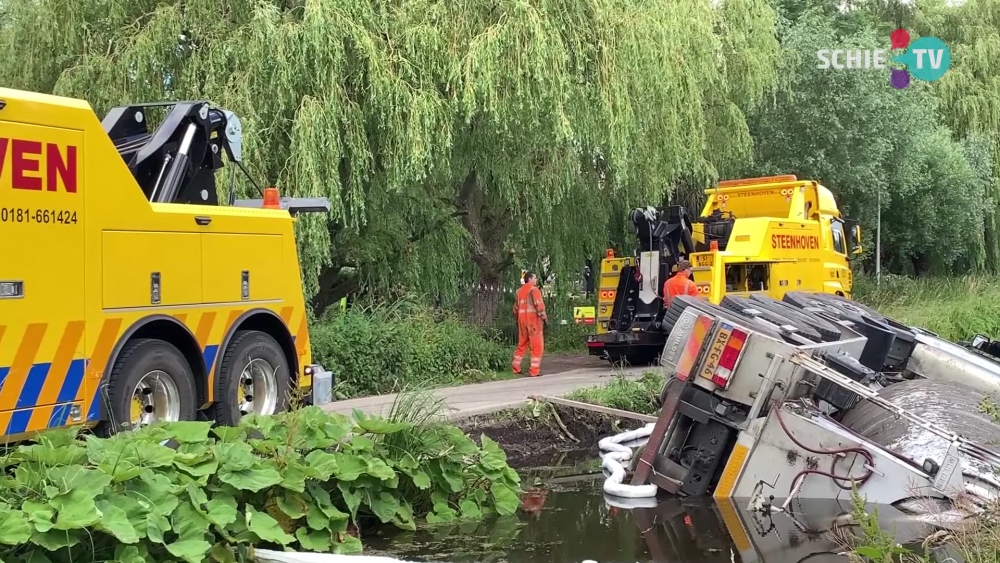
688, 175, 861, 302
0, 88, 333, 440
586, 175, 863, 365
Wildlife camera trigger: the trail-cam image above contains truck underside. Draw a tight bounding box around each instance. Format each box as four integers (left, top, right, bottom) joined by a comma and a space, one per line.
604, 290, 1000, 531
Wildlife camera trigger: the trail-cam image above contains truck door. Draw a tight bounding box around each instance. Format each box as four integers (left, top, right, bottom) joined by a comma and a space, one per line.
826, 218, 851, 294
0, 115, 86, 437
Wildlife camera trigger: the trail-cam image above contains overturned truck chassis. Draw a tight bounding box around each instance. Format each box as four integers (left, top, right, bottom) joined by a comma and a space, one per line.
631, 305, 1000, 523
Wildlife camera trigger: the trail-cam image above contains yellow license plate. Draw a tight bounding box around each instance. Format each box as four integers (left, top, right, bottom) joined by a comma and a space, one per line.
696, 255, 713, 267
699, 322, 732, 380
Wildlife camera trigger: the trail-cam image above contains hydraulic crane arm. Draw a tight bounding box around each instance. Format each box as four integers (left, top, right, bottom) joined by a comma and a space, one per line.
101, 101, 245, 206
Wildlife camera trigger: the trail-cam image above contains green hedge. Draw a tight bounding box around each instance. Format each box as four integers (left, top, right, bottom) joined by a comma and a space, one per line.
310, 301, 509, 398
0, 407, 521, 563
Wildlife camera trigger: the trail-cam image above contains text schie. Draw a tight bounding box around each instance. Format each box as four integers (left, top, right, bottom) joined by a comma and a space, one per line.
772, 234, 820, 250
816, 49, 888, 70
0, 138, 78, 193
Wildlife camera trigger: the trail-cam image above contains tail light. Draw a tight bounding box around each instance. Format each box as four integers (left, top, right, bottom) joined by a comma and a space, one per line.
710, 327, 748, 388
675, 314, 714, 381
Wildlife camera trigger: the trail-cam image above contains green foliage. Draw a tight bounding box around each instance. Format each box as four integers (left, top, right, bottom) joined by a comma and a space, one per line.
544, 324, 594, 355
746, 4, 989, 274
566, 372, 664, 415
916, 0, 1000, 272
309, 299, 509, 398
0, 0, 781, 310
853, 275, 1000, 340
848, 488, 925, 563
0, 407, 521, 563
978, 396, 1000, 423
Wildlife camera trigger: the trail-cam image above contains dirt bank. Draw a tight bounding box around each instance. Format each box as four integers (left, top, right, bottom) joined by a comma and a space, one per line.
458, 403, 646, 469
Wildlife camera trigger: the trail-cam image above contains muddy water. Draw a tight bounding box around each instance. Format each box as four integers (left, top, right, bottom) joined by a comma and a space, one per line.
367, 475, 737, 563
367, 460, 933, 563
365, 464, 852, 563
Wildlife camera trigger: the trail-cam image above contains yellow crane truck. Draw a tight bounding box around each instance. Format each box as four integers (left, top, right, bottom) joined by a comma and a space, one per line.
586, 175, 864, 365
0, 87, 333, 440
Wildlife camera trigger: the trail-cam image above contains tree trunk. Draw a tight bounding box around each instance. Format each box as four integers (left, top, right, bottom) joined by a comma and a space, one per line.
471, 269, 505, 327
310, 264, 360, 318
453, 170, 516, 327
910, 253, 931, 277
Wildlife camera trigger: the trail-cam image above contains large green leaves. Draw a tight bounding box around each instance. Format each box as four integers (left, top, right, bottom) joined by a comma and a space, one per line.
0, 404, 520, 561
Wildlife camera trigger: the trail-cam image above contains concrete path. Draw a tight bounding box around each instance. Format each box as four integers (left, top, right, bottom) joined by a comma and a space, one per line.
321, 365, 652, 420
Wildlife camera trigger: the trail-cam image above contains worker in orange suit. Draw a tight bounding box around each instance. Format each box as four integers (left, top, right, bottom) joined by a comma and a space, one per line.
512, 271, 547, 377
663, 259, 699, 309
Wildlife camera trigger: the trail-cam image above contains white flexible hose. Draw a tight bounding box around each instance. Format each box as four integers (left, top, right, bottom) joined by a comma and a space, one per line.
598, 423, 660, 498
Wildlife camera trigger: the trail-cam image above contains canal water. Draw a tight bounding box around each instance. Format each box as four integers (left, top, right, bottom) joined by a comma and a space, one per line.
364, 462, 905, 563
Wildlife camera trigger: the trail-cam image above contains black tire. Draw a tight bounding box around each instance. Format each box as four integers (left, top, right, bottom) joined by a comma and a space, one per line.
720, 295, 824, 342
672, 295, 785, 339
95, 338, 198, 437
782, 291, 834, 311
211, 330, 290, 426
748, 294, 842, 342
662, 297, 692, 332
784, 291, 887, 324
811, 293, 887, 322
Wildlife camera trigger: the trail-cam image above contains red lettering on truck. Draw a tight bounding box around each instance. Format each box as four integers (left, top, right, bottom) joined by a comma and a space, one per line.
771, 234, 819, 250
0, 138, 78, 193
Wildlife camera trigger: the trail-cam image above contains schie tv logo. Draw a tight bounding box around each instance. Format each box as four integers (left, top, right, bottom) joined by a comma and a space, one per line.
816, 29, 952, 89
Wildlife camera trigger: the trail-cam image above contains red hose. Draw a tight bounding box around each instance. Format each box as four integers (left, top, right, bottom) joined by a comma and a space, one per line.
773, 401, 875, 492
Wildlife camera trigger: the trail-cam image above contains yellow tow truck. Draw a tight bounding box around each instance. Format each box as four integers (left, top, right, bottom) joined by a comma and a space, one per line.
0, 88, 333, 440
586, 175, 863, 364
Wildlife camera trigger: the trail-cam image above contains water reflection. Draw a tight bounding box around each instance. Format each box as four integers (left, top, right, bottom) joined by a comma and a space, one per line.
367, 473, 935, 563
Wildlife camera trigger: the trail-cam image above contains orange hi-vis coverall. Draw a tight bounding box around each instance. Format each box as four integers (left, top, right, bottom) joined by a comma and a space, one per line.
663, 272, 698, 308
512, 281, 547, 377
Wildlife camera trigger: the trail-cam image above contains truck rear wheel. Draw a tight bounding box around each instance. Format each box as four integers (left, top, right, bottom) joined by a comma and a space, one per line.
211, 330, 289, 426
96, 338, 198, 437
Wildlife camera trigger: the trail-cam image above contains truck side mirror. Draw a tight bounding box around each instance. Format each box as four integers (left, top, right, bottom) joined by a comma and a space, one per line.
844, 219, 863, 255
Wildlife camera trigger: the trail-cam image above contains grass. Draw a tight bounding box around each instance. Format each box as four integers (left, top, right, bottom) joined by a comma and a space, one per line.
853, 274, 1000, 341
978, 397, 1000, 424
564, 371, 664, 415
845, 484, 1000, 563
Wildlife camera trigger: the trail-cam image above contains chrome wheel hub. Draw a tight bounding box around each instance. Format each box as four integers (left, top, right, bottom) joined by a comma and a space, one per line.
129, 369, 181, 428
238, 358, 279, 416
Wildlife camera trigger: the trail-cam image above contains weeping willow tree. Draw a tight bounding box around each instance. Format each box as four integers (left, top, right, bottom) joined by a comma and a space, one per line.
0, 0, 780, 324
916, 0, 1000, 272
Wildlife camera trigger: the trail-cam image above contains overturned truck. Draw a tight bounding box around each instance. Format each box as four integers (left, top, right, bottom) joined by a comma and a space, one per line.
616, 290, 1000, 525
